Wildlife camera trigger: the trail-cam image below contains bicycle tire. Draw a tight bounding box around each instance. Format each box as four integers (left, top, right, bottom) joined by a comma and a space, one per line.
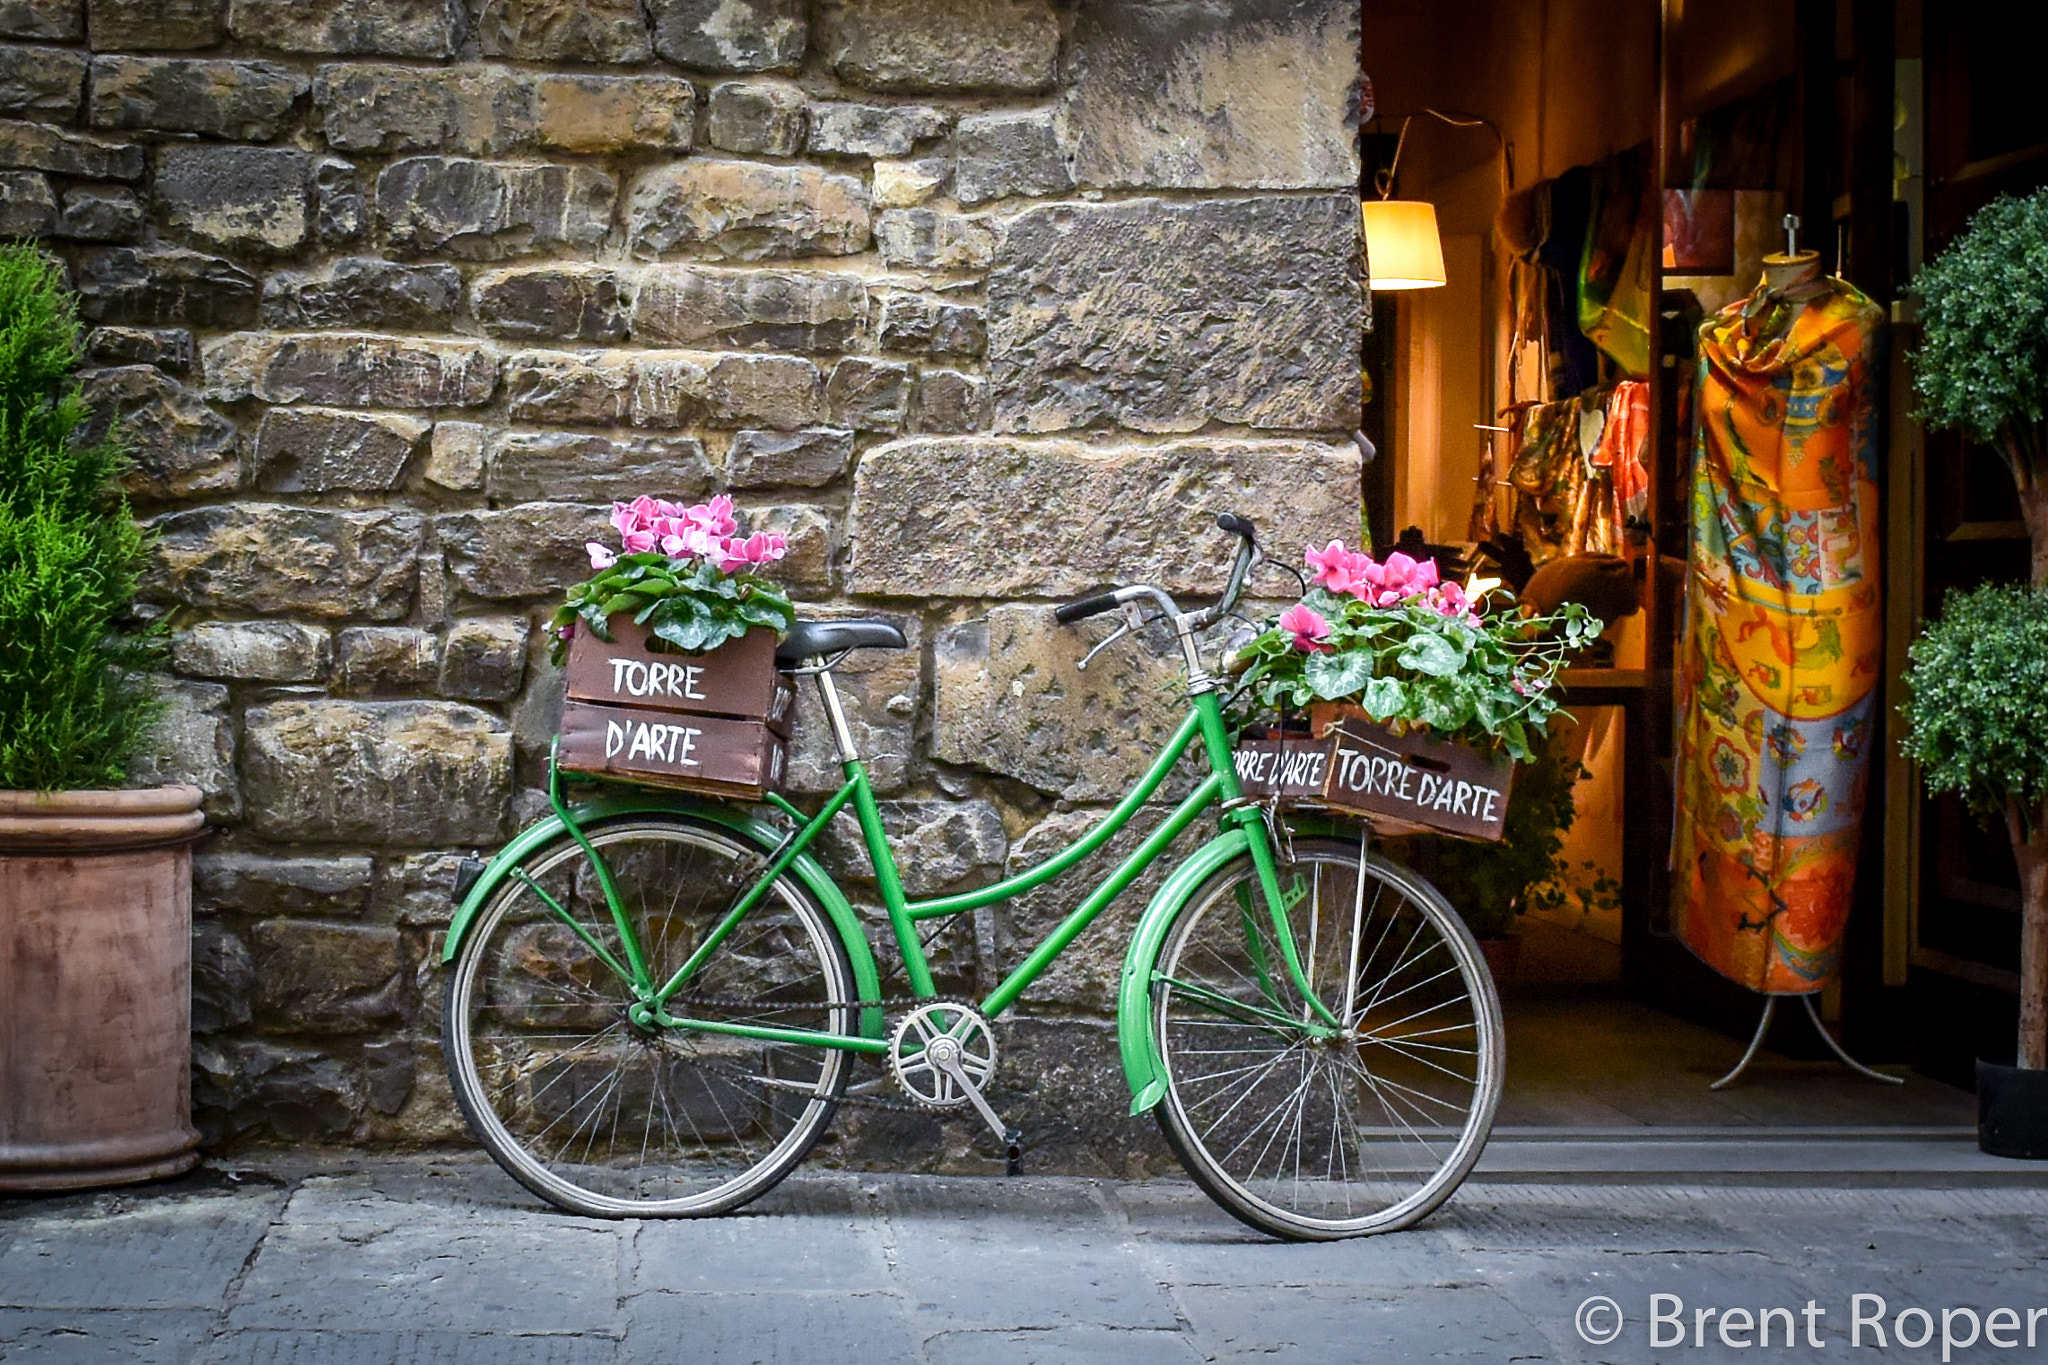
1150, 836, 1503, 1240
443, 815, 855, 1218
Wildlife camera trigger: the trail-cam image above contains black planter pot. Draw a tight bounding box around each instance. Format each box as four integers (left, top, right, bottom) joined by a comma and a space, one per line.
1977, 1059, 2048, 1159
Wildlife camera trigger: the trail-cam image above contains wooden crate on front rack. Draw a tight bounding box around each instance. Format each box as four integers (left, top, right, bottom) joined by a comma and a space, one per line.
1234, 705, 1515, 843
555, 616, 795, 800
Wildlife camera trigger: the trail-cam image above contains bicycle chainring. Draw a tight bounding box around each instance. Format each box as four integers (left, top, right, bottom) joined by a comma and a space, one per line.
888, 1000, 998, 1111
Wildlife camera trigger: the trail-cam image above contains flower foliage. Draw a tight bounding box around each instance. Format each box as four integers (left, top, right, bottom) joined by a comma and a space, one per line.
549, 494, 794, 663
1235, 541, 1601, 762
1901, 583, 2048, 831
1910, 187, 2048, 452
0, 245, 161, 791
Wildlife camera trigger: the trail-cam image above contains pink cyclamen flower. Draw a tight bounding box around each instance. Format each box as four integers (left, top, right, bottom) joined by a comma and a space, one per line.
585, 541, 618, 570
1278, 603, 1333, 653
620, 529, 658, 554
1305, 540, 1376, 597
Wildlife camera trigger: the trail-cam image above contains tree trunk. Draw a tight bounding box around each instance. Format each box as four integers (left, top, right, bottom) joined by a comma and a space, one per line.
2021, 479, 2048, 590
2007, 796, 2048, 1071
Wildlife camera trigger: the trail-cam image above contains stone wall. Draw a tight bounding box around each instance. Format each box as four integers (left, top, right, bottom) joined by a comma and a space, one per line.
6, 0, 1363, 1171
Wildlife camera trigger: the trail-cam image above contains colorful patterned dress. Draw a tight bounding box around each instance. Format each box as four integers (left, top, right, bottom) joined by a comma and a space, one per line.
1672, 276, 1884, 994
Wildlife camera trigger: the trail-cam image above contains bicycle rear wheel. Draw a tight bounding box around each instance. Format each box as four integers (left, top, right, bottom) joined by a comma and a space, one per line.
443, 816, 855, 1217
1151, 836, 1502, 1240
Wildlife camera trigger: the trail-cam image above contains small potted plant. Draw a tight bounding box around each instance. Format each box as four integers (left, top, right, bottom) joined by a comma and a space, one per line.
549, 494, 797, 797
1905, 186, 2048, 1156
0, 245, 203, 1191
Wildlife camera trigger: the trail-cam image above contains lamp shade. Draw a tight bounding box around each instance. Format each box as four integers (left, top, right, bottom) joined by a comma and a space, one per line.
1361, 199, 1447, 290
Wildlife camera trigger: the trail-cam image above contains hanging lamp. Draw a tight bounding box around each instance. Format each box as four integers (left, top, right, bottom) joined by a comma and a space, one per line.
1362, 110, 1511, 292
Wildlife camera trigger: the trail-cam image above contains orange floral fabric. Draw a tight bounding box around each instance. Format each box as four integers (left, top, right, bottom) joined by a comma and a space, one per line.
1672, 277, 1884, 994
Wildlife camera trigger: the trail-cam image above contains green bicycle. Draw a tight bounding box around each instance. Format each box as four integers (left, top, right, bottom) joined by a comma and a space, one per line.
439, 514, 1505, 1240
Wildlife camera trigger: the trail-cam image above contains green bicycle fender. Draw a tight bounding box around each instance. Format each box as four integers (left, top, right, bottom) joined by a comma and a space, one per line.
438, 792, 887, 1041
1115, 826, 1250, 1115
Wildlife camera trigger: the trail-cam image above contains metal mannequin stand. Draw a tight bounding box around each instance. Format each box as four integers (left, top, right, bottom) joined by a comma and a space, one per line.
1709, 992, 1905, 1091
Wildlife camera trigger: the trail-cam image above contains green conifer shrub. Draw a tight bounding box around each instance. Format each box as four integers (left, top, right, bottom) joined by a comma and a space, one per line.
0, 244, 161, 792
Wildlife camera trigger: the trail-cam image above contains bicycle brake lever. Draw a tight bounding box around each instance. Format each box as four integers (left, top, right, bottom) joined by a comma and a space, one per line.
1075, 620, 1132, 672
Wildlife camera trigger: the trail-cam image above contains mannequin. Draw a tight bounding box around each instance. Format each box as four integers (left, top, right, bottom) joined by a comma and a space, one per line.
1760, 248, 1822, 293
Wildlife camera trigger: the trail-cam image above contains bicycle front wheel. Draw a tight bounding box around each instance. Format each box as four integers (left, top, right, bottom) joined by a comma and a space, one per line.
1151, 836, 1503, 1240
443, 816, 855, 1218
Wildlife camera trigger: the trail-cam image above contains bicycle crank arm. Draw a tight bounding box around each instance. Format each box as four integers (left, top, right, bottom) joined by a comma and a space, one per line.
928, 1045, 1024, 1175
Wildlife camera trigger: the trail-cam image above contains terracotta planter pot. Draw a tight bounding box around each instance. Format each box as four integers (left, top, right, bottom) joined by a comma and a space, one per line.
0, 785, 205, 1192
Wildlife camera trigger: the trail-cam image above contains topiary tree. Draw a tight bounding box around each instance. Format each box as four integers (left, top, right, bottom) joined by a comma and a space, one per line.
1911, 186, 2048, 587
1902, 585, 2048, 1070
0, 244, 160, 792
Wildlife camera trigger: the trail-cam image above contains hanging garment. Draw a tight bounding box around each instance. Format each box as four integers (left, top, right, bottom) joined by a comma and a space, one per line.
1590, 378, 1651, 533
1538, 167, 1603, 399
1578, 148, 1655, 378
1672, 275, 1885, 995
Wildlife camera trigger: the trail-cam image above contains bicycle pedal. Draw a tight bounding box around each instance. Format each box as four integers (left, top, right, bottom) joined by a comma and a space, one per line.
1004, 1127, 1025, 1177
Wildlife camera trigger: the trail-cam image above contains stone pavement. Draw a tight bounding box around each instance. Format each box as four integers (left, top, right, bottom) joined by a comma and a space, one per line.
4, 1155, 2047, 1363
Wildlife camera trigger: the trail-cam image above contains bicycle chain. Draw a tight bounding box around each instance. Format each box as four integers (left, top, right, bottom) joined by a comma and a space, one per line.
654, 992, 983, 1116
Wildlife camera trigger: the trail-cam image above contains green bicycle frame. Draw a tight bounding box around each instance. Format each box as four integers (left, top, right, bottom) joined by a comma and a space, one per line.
446, 684, 1340, 1065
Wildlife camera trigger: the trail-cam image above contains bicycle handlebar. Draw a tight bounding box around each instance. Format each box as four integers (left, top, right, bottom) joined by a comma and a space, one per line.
1051, 511, 1259, 636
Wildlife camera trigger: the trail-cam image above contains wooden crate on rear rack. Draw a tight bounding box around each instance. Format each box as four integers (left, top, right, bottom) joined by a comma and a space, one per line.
1235, 708, 1515, 843
555, 616, 794, 800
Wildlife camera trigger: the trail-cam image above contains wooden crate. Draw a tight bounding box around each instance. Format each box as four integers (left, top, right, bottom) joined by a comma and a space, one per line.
557, 618, 791, 800
1236, 711, 1515, 843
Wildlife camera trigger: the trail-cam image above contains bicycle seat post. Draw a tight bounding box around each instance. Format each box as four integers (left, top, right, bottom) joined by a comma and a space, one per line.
812, 663, 861, 765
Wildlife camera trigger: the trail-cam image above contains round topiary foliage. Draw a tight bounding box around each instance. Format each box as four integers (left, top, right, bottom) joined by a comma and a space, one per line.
1903, 583, 2048, 1069
0, 244, 161, 792
1910, 186, 2048, 585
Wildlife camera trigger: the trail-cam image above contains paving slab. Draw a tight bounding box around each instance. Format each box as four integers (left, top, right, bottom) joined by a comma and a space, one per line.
0, 1190, 281, 1309
0, 1308, 217, 1364
921, 1325, 1204, 1365
617, 1290, 918, 1365
198, 1330, 617, 1365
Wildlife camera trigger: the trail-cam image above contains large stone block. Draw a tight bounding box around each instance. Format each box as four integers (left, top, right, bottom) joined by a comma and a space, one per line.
424, 420, 484, 490
807, 101, 949, 158
155, 143, 312, 254
626, 159, 867, 261
824, 356, 906, 432
478, 0, 650, 61
189, 920, 251, 1034
0, 45, 85, 117
932, 605, 1207, 804
437, 502, 613, 600
79, 363, 238, 499
632, 265, 866, 351
0, 0, 79, 39
313, 63, 528, 156
195, 851, 375, 919
439, 617, 529, 701
203, 331, 498, 408
873, 207, 993, 270
174, 620, 331, 683
378, 156, 614, 260
485, 430, 713, 503
334, 625, 438, 692
254, 406, 428, 492
473, 265, 629, 342
85, 325, 193, 373
89, 57, 305, 140
704, 79, 804, 156
816, 798, 1004, 897
727, 426, 852, 488
1063, 0, 1359, 192
878, 292, 984, 358
250, 921, 406, 1033
531, 73, 694, 154
870, 156, 945, 208
225, 0, 460, 57
129, 678, 238, 820
260, 258, 461, 331
953, 109, 1071, 205
748, 501, 832, 589
313, 156, 363, 242
86, 0, 220, 47
243, 699, 511, 843
821, 0, 1058, 94
0, 117, 140, 178
149, 503, 422, 619
500, 348, 713, 428
780, 606, 918, 794
848, 436, 1360, 597
74, 246, 256, 326
913, 367, 983, 434
192, 1038, 360, 1143
56, 183, 141, 239
0, 169, 52, 233
987, 196, 1363, 434
707, 353, 823, 428
647, 0, 803, 71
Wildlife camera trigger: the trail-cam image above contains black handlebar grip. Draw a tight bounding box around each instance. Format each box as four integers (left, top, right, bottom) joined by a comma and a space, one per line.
1216, 512, 1257, 539
1054, 591, 1122, 625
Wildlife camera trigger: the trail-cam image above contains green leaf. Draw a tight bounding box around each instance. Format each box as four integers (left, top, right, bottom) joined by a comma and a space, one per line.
1358, 676, 1407, 720
1396, 632, 1464, 677
1303, 651, 1375, 700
